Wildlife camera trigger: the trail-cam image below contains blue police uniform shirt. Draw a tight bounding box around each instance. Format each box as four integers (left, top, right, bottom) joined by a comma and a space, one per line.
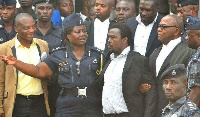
0, 19, 17, 44
44, 43, 102, 88
34, 24, 62, 52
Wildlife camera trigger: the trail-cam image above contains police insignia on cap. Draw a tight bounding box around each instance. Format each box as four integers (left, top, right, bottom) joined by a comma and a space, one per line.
186, 18, 189, 23
93, 58, 97, 63
172, 70, 176, 75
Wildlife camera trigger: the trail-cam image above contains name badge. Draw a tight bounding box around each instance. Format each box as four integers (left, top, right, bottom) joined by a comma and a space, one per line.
77, 87, 87, 97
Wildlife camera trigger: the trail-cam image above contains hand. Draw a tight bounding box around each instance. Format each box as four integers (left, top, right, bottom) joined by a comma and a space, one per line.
140, 83, 151, 93
0, 113, 4, 117
0, 55, 17, 65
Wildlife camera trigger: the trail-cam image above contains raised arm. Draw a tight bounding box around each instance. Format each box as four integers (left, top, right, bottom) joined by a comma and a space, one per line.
0, 55, 53, 79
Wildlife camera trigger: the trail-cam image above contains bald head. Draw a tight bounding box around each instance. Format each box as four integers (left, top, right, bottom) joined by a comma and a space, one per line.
15, 13, 34, 27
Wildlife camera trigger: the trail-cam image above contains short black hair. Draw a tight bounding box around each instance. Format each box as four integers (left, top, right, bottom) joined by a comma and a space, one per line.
142, 0, 159, 7
110, 23, 133, 49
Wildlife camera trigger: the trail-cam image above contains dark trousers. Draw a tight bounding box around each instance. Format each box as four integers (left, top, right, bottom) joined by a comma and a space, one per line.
12, 94, 47, 117
104, 112, 129, 117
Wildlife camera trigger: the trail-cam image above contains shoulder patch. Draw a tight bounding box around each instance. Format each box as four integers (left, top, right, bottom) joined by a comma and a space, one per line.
90, 46, 104, 54
51, 47, 66, 53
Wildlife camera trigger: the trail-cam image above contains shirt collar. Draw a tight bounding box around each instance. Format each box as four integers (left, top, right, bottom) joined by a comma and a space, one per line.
95, 18, 110, 25
15, 34, 36, 48
110, 46, 130, 60
163, 37, 181, 49
136, 13, 158, 25
162, 96, 186, 114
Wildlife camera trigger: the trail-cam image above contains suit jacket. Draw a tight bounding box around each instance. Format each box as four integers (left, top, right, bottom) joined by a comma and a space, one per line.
149, 42, 195, 117
84, 19, 116, 59
99, 50, 157, 117
126, 14, 162, 57
0, 36, 50, 117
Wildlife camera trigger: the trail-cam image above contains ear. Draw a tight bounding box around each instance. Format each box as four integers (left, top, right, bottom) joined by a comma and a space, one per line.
184, 82, 188, 88
110, 6, 114, 13
123, 37, 128, 44
14, 26, 18, 33
67, 34, 71, 40
15, 8, 18, 14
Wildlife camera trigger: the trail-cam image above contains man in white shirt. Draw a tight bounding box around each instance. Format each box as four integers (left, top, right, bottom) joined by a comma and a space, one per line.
141, 14, 195, 117
99, 23, 157, 117
85, 0, 116, 60
126, 0, 162, 57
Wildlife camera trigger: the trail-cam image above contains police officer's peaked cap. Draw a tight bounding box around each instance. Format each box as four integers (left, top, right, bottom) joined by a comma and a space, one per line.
63, 13, 84, 29
185, 16, 200, 30
161, 64, 186, 80
0, 0, 16, 6
177, 0, 199, 7
33, 0, 52, 6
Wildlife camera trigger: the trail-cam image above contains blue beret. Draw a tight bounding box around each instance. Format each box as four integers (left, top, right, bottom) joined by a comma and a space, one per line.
0, 0, 16, 6
33, 0, 52, 6
185, 16, 200, 30
63, 13, 84, 29
161, 64, 186, 80
177, 0, 199, 7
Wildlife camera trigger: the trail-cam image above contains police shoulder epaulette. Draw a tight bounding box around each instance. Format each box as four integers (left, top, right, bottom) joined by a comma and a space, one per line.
51, 47, 66, 53
90, 46, 104, 54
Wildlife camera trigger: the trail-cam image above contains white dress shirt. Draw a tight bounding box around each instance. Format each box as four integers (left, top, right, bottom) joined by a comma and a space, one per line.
94, 18, 110, 50
134, 13, 158, 56
156, 37, 181, 76
102, 46, 130, 114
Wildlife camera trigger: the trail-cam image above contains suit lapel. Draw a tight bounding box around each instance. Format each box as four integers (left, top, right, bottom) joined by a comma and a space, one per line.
122, 51, 135, 82
146, 14, 162, 53
131, 19, 138, 41
157, 44, 178, 77
90, 21, 95, 46
149, 46, 162, 77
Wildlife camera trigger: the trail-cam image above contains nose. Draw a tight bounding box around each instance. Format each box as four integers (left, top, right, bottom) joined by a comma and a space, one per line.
165, 83, 172, 91
29, 27, 36, 33
95, 5, 100, 10
2, 9, 8, 14
119, 9, 124, 14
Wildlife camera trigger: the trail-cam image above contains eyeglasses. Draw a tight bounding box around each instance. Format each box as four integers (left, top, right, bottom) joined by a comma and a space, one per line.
158, 25, 178, 30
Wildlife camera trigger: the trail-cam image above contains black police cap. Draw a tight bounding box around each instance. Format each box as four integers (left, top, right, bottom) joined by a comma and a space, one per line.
161, 64, 186, 80
185, 16, 200, 30
33, 0, 52, 6
0, 0, 16, 6
177, 0, 199, 7
63, 13, 84, 29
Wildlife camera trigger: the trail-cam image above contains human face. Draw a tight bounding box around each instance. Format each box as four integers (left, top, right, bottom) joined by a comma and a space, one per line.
67, 25, 88, 47
15, 17, 36, 43
186, 30, 200, 49
177, 5, 196, 20
116, 1, 136, 23
95, 0, 114, 22
158, 16, 178, 45
107, 28, 128, 57
35, 3, 53, 22
89, 7, 96, 20
0, 4, 17, 22
57, 0, 74, 17
163, 77, 187, 105
18, 0, 33, 7
139, 1, 158, 26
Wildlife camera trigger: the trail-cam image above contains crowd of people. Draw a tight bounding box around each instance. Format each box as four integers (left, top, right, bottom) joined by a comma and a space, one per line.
0, 0, 200, 117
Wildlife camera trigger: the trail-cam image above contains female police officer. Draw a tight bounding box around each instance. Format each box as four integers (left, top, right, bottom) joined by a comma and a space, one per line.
0, 13, 104, 117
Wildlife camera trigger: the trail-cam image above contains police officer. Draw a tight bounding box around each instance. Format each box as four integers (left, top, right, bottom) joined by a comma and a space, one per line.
161, 64, 200, 117
0, 13, 104, 117
0, 0, 17, 44
176, 0, 199, 42
185, 16, 200, 108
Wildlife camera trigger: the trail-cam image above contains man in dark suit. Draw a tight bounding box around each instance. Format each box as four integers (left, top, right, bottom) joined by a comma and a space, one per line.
141, 14, 195, 117
126, 0, 162, 57
85, 0, 116, 60
99, 23, 157, 117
